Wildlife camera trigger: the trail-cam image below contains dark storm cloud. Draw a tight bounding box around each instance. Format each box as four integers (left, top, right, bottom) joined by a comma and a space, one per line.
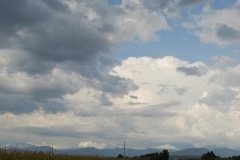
177, 66, 208, 76
0, 0, 51, 48
22, 20, 112, 63
0, 0, 112, 71
0, 94, 36, 114
0, 94, 66, 114
216, 24, 240, 41
0, 0, 138, 114
41, 0, 69, 12
0, 0, 51, 34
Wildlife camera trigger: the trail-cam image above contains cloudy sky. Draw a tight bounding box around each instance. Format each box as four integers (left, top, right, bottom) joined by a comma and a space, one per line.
0, 0, 240, 150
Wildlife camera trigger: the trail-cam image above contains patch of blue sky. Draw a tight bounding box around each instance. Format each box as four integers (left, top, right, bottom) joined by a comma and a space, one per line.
211, 0, 237, 10
112, 24, 235, 65
180, 2, 209, 16
108, 0, 122, 6
112, 0, 240, 64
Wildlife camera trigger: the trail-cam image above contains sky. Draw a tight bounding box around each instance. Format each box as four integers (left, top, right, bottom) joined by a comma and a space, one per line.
0, 0, 240, 151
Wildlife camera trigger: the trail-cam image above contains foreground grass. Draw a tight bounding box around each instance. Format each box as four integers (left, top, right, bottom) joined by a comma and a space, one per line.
0, 148, 127, 160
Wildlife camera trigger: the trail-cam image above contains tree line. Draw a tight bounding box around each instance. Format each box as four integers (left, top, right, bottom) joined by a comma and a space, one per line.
139, 149, 169, 160
138, 150, 240, 160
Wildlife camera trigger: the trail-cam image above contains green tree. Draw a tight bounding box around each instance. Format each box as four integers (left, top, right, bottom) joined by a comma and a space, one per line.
159, 149, 169, 160
117, 154, 123, 158
201, 151, 219, 160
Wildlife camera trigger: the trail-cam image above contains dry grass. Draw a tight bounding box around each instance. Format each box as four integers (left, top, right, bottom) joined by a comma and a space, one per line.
0, 148, 133, 160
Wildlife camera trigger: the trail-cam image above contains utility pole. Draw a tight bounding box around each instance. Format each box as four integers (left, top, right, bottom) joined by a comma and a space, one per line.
123, 140, 125, 158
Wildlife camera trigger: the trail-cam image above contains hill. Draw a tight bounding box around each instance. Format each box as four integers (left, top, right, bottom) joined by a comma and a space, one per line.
5, 143, 240, 158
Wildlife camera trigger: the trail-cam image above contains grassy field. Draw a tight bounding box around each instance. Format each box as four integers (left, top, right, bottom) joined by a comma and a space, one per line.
0, 148, 130, 160
2, 148, 240, 160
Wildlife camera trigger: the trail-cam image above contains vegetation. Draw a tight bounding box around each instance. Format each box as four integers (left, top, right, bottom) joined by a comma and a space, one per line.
140, 149, 169, 160
0, 148, 125, 160
117, 154, 124, 158
231, 155, 240, 160
201, 151, 219, 160
2, 147, 240, 160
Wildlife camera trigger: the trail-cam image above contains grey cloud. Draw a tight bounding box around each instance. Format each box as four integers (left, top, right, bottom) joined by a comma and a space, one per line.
0, 72, 78, 114
0, 0, 51, 35
14, 126, 99, 139
130, 95, 138, 99
75, 100, 178, 118
98, 56, 120, 71
150, 101, 181, 108
177, 66, 208, 76
174, 86, 189, 95
178, 0, 212, 7
41, 0, 69, 12
98, 23, 115, 33
22, 20, 112, 63
130, 109, 176, 118
158, 84, 188, 95
199, 89, 237, 112
128, 101, 180, 117
98, 93, 113, 106
0, 67, 79, 105
0, 0, 52, 49
127, 102, 146, 105
0, 0, 113, 74
158, 84, 169, 94
92, 76, 139, 97
144, 0, 177, 14
144, 0, 212, 14
216, 24, 240, 41
20, 125, 128, 141
0, 62, 138, 114
210, 65, 240, 88
0, 93, 66, 114
0, 94, 37, 114
212, 56, 237, 70
100, 101, 178, 118
16, 59, 56, 75
0, 0, 121, 74
0, 0, 139, 114
222, 71, 240, 88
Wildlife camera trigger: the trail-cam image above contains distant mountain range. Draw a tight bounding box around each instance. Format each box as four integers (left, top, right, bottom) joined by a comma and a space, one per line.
170, 148, 240, 158
5, 143, 240, 158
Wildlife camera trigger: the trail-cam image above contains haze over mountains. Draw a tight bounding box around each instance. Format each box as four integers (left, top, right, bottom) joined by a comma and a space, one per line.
5, 143, 240, 158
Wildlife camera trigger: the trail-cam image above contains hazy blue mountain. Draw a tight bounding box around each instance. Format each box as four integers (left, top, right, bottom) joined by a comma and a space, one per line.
55, 147, 159, 157
5, 144, 240, 158
169, 147, 240, 158
213, 148, 240, 157
170, 148, 209, 156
